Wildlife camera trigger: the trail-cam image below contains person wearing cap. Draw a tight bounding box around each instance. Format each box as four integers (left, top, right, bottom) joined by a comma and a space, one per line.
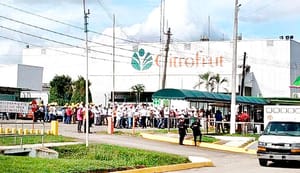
177, 116, 187, 145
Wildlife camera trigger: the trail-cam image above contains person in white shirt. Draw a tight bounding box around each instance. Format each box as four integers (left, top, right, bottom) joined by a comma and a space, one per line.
92, 105, 101, 125
127, 106, 134, 128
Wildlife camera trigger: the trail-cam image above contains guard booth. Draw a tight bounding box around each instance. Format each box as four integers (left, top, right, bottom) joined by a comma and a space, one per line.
152, 88, 268, 134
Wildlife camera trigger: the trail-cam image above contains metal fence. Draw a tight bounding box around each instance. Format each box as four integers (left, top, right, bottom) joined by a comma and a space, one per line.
0, 121, 46, 147
118, 116, 264, 135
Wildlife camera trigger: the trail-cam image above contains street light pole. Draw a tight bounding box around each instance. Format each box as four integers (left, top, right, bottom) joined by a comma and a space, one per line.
230, 0, 240, 134
83, 0, 89, 147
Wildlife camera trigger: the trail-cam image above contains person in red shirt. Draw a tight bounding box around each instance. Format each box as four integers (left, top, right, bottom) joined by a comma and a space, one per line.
237, 110, 250, 133
31, 100, 38, 122
240, 110, 250, 122
65, 106, 73, 124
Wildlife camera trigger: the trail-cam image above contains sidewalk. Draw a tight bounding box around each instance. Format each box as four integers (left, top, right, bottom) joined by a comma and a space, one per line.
140, 133, 257, 155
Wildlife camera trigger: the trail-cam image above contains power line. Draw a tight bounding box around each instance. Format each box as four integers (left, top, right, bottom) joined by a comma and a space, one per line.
0, 2, 172, 53
0, 1, 189, 61
0, 24, 137, 60
4, 19, 284, 69
3, 2, 289, 69
240, 0, 281, 19
1, 23, 236, 67
0, 15, 136, 53
96, 0, 140, 43
0, 34, 128, 64
0, 2, 141, 44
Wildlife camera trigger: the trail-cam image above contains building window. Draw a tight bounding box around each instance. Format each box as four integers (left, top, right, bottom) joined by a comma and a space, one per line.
41, 49, 46, 54
184, 43, 191, 50
267, 40, 273, 47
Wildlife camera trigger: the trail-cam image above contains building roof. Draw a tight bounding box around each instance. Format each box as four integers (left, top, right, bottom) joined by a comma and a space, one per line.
152, 88, 268, 105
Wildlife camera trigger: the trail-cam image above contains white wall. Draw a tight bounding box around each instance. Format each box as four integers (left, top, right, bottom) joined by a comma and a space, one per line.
22, 39, 299, 104
0, 64, 18, 87
0, 64, 43, 91
17, 64, 43, 91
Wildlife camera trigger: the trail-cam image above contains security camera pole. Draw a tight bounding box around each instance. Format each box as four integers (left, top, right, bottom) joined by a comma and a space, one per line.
230, 0, 240, 134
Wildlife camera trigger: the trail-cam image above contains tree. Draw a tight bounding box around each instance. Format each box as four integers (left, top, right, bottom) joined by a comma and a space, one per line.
193, 72, 215, 92
49, 75, 73, 106
130, 84, 145, 103
71, 76, 92, 104
194, 72, 228, 93
211, 73, 228, 93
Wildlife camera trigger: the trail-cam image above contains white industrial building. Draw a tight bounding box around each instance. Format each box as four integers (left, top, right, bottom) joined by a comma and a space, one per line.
0, 64, 43, 91
0, 64, 43, 101
20, 38, 300, 105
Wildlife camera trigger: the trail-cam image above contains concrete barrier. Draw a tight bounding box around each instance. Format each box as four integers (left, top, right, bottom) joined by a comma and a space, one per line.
51, 121, 58, 135
11, 128, 16, 134
5, 128, 10, 134
0, 128, 50, 135
18, 128, 23, 135
23, 129, 29, 135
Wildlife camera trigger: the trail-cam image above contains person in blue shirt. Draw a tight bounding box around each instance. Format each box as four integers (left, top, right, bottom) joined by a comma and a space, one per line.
215, 110, 224, 134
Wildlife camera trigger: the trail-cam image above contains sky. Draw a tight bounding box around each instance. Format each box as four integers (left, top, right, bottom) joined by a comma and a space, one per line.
0, 0, 300, 64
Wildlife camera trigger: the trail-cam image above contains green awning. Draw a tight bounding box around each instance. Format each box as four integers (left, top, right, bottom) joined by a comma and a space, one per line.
152, 88, 268, 105
264, 97, 300, 105
290, 76, 300, 88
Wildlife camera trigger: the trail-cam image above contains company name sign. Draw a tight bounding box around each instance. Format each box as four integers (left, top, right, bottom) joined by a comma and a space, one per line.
131, 48, 224, 71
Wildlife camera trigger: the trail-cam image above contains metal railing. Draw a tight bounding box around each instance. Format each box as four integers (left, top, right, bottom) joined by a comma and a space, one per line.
108, 116, 265, 134
0, 121, 46, 147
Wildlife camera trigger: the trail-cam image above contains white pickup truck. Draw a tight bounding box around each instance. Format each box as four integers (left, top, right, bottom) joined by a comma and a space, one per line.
257, 105, 300, 166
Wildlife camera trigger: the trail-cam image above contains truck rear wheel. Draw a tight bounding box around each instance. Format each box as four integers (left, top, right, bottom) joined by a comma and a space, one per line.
259, 159, 268, 166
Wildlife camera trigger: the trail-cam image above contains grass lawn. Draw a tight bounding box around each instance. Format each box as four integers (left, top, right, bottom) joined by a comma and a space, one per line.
0, 143, 190, 173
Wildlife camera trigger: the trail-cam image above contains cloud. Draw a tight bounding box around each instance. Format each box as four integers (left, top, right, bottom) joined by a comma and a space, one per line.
92, 0, 234, 43
239, 0, 300, 23
0, 1, 85, 64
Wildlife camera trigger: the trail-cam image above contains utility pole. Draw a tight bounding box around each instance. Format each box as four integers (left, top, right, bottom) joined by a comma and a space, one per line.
161, 27, 171, 89
159, 0, 165, 88
112, 14, 115, 104
230, 0, 240, 134
83, 0, 90, 147
240, 52, 247, 96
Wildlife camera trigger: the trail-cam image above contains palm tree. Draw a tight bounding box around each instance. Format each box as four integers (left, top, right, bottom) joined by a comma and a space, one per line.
193, 72, 215, 92
130, 84, 145, 103
211, 74, 228, 93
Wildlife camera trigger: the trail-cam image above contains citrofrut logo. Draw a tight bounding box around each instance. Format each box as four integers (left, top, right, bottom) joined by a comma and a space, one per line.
131, 48, 153, 71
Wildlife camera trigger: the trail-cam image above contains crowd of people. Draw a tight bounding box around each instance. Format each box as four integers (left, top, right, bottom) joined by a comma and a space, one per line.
29, 102, 251, 136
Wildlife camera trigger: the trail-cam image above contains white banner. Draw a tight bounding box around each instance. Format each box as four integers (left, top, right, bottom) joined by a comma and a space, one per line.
0, 101, 29, 113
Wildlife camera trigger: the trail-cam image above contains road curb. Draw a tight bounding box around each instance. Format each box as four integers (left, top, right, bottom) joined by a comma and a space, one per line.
114, 161, 214, 173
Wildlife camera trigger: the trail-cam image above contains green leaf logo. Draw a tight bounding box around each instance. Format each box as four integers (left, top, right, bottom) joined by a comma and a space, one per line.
131, 48, 153, 71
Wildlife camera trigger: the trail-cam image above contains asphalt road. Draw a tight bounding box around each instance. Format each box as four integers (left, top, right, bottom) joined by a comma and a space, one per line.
2, 120, 300, 173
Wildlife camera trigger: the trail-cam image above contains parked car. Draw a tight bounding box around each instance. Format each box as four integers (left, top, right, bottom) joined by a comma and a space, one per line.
55, 106, 65, 122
